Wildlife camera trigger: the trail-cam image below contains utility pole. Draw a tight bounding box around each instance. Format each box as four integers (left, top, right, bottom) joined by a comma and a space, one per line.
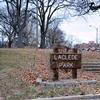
89, 25, 99, 44
36, 0, 39, 47
96, 27, 98, 44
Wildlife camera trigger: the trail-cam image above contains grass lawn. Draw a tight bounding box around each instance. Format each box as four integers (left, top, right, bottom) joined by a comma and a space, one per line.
0, 49, 100, 99
0, 48, 36, 100
0, 49, 35, 70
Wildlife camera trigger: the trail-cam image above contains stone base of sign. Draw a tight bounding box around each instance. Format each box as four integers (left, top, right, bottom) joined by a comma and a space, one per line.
36, 79, 97, 88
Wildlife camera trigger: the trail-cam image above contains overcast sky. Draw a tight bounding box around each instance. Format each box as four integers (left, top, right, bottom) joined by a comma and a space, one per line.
60, 11, 100, 43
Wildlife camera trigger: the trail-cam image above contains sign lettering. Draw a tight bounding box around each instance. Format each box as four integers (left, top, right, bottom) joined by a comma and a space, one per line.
58, 62, 73, 68
58, 48, 68, 53
51, 54, 81, 61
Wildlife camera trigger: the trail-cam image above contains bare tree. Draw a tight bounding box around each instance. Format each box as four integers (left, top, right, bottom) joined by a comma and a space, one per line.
65, 34, 81, 48
0, 24, 15, 48
1, 0, 99, 48
74, 0, 100, 16
0, 8, 16, 48
45, 19, 66, 48
0, 0, 30, 48
30, 0, 73, 48
46, 28, 66, 48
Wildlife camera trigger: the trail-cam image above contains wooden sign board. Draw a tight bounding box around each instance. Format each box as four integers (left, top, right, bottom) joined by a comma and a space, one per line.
51, 54, 81, 61
54, 46, 69, 53
50, 53, 81, 69
50, 45, 81, 80
51, 61, 81, 69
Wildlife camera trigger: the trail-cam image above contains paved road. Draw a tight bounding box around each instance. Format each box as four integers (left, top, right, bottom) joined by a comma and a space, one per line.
31, 94, 100, 100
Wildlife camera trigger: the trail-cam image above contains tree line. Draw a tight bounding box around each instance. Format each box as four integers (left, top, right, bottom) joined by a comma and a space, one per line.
0, 0, 99, 48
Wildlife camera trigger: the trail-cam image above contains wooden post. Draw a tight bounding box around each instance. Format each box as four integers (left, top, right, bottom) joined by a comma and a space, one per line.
52, 69, 58, 81
52, 47, 59, 81
72, 48, 77, 79
72, 69, 77, 79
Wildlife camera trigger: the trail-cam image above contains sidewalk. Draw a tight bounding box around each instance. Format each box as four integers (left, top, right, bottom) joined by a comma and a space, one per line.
32, 94, 100, 100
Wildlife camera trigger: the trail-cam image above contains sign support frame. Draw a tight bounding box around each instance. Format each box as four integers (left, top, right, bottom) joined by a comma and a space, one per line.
50, 46, 81, 81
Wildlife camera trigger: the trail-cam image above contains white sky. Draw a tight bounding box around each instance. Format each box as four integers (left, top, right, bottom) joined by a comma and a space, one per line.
60, 11, 100, 43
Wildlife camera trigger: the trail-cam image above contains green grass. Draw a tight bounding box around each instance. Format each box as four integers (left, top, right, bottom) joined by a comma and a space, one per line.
0, 49, 35, 71
0, 49, 100, 99
0, 49, 36, 100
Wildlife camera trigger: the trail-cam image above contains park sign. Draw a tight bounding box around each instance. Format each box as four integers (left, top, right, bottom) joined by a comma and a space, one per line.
50, 46, 81, 80
50, 46, 81, 69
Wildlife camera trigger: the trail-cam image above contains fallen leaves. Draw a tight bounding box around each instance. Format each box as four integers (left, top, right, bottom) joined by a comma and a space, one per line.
9, 49, 100, 85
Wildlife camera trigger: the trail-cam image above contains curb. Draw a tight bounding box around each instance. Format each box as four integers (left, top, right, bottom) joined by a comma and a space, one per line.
36, 79, 97, 88
33, 94, 100, 100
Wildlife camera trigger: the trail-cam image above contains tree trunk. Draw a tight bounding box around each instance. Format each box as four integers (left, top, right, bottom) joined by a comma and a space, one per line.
16, 33, 24, 48
40, 32, 46, 48
8, 40, 12, 48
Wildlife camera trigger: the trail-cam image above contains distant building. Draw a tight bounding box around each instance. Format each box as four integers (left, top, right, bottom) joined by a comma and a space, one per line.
75, 41, 100, 52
